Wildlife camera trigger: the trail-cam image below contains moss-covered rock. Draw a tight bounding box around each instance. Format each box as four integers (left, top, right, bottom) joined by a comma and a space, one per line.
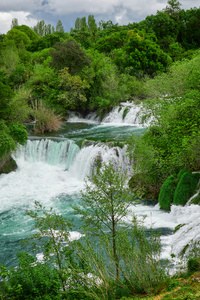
158, 174, 177, 211
0, 155, 17, 174
129, 172, 160, 200
190, 192, 200, 205
173, 170, 200, 206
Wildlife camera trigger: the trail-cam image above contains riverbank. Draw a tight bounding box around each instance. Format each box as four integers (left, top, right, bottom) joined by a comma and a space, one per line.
0, 155, 17, 175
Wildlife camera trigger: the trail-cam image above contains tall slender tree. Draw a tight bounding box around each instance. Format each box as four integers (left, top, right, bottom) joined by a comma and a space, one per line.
73, 162, 137, 279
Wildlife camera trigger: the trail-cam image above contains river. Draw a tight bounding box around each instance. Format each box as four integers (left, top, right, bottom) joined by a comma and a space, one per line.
0, 103, 199, 272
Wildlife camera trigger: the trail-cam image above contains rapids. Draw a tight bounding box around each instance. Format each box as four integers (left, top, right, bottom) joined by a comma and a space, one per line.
0, 105, 199, 272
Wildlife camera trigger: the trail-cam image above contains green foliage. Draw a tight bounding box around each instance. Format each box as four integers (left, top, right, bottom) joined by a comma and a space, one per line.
0, 42, 20, 75
56, 20, 64, 32
177, 169, 188, 180
32, 101, 63, 134
173, 171, 200, 206
0, 80, 14, 120
144, 51, 200, 98
14, 25, 40, 42
9, 87, 33, 123
187, 258, 200, 275
58, 67, 90, 110
0, 120, 27, 158
95, 30, 127, 53
76, 217, 165, 298
118, 73, 146, 100
33, 20, 55, 37
2, 252, 62, 300
190, 192, 200, 205
27, 33, 61, 52
73, 162, 138, 279
25, 201, 74, 293
158, 175, 177, 211
50, 40, 91, 74
130, 86, 200, 196
84, 49, 124, 115
0, 121, 16, 158
70, 15, 97, 48
124, 35, 172, 76
9, 122, 28, 145
4, 28, 31, 47
9, 64, 26, 88
127, 134, 162, 199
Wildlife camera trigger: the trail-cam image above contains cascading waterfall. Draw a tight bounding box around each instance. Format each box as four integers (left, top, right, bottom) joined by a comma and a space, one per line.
70, 143, 131, 180
14, 139, 130, 178
14, 138, 80, 171
0, 118, 199, 271
67, 102, 153, 126
14, 139, 199, 264
102, 102, 153, 126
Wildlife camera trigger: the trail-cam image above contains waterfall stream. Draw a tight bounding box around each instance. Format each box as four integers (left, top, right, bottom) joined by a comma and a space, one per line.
0, 106, 199, 272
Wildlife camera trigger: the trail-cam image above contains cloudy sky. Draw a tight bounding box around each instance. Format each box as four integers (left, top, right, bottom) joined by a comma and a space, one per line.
0, 0, 199, 34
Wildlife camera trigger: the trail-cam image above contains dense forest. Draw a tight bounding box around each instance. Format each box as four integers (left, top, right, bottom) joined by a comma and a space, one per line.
0, 0, 200, 298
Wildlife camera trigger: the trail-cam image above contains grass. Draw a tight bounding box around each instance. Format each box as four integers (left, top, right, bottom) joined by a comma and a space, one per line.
32, 100, 63, 134
120, 272, 200, 299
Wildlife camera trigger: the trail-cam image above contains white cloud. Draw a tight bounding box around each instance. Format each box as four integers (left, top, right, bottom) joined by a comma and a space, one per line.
45, 0, 122, 15
0, 11, 38, 34
0, 0, 199, 34
0, 0, 39, 12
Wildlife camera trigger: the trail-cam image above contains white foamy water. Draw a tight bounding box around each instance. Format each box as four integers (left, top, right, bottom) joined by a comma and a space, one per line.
102, 102, 153, 126
125, 201, 200, 273
67, 112, 100, 124
0, 137, 199, 272
67, 102, 153, 127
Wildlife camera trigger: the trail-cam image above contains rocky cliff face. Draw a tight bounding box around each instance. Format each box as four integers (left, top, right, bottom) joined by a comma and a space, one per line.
0, 155, 17, 174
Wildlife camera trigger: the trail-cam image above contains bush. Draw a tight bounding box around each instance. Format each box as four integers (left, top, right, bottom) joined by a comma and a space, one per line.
173, 171, 200, 206
33, 101, 63, 134
187, 258, 200, 275
158, 175, 177, 211
0, 252, 62, 300
177, 169, 188, 180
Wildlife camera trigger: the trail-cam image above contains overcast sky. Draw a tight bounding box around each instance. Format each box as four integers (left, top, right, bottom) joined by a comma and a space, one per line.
0, 0, 199, 34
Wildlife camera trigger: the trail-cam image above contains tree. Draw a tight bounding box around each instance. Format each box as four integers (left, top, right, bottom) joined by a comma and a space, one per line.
164, 0, 181, 17
33, 20, 54, 37
0, 75, 14, 119
50, 40, 91, 74
25, 201, 73, 292
88, 15, 97, 34
73, 162, 137, 279
11, 18, 18, 29
4, 28, 31, 47
14, 25, 40, 42
124, 34, 172, 77
56, 20, 64, 32
58, 67, 90, 110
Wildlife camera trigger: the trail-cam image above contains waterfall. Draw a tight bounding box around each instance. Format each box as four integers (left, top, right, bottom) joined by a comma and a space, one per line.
14, 138, 80, 171
67, 102, 153, 126
102, 102, 153, 126
70, 143, 130, 180
14, 139, 130, 180
2, 137, 199, 270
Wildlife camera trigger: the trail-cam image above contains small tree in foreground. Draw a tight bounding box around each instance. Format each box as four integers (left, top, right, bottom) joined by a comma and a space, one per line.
73, 162, 139, 280
25, 201, 73, 293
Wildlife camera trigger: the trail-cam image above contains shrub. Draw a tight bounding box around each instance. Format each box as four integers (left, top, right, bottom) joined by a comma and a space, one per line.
33, 101, 63, 134
190, 192, 200, 205
1, 252, 62, 300
158, 175, 177, 211
173, 171, 200, 206
187, 258, 200, 275
177, 169, 188, 180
